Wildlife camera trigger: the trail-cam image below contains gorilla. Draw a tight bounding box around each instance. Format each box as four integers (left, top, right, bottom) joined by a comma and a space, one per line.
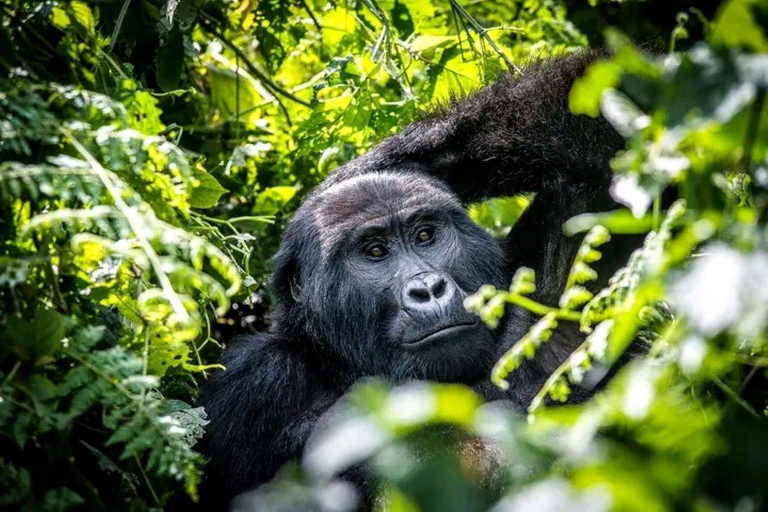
198, 50, 635, 507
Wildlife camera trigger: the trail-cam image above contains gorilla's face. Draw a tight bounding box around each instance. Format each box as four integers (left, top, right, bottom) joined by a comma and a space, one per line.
272, 172, 507, 382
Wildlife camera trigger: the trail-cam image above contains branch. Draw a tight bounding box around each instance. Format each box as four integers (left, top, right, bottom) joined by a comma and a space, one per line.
198, 13, 310, 109
448, 0, 520, 74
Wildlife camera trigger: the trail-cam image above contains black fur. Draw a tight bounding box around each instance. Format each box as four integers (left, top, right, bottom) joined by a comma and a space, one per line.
197, 50, 635, 508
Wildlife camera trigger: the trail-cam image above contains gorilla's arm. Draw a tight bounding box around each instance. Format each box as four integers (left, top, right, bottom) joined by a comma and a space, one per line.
323, 50, 626, 303
324, 50, 632, 403
322, 50, 622, 204
197, 334, 340, 507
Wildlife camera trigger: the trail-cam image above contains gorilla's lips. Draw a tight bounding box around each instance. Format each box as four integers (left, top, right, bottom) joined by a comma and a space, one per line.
402, 320, 480, 348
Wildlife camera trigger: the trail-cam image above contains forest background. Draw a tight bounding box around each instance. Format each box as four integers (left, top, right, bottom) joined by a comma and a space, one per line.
1, 0, 768, 511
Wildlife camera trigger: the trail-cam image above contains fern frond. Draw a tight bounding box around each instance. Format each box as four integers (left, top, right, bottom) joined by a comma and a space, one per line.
0, 160, 104, 205
22, 206, 127, 240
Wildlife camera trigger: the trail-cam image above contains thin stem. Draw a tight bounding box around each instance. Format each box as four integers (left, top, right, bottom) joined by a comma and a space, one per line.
742, 89, 766, 178
110, 0, 132, 52
735, 354, 768, 367
448, 0, 520, 74
226, 75, 320, 122
451, 3, 466, 57
741, 89, 765, 217
4, 395, 58, 426
134, 454, 160, 505
141, 329, 150, 384
235, 52, 240, 126
361, 0, 414, 97
714, 377, 760, 418
193, 213, 274, 225
528, 338, 589, 413
45, 257, 68, 313
98, 49, 129, 79
739, 365, 760, 393
198, 13, 310, 108
64, 349, 135, 402
506, 293, 581, 322
66, 134, 190, 324
0, 361, 21, 392
299, 0, 322, 32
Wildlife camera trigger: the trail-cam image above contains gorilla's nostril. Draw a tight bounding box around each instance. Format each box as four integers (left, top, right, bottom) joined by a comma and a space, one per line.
409, 286, 431, 302
431, 278, 447, 299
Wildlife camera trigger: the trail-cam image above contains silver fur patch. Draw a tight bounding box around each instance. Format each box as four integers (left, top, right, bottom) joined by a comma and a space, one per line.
308, 172, 461, 254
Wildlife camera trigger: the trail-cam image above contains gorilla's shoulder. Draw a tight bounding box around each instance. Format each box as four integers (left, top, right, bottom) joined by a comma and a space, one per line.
196, 333, 341, 505
202, 333, 319, 399
217, 332, 287, 369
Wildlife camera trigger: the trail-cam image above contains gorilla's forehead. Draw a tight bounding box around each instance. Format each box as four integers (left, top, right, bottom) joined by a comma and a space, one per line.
308, 172, 461, 252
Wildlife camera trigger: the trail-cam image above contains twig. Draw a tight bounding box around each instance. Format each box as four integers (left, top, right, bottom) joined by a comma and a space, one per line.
0, 361, 21, 392
506, 293, 581, 322
528, 338, 589, 413
299, 0, 322, 32
198, 13, 310, 108
110, 0, 133, 52
742, 89, 766, 177
448, 0, 520, 74
714, 377, 760, 418
46, 259, 68, 313
134, 454, 160, 505
360, 0, 414, 97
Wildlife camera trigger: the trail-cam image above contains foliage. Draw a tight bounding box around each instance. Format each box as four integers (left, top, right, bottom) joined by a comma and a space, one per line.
0, 0, 586, 508
1, 0, 767, 511
272, 3, 768, 512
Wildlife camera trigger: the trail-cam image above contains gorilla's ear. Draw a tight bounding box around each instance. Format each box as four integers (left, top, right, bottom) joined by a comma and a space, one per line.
271, 234, 303, 306
289, 268, 302, 303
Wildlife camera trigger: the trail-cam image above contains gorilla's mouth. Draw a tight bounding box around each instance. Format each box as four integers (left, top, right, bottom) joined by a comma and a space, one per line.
402, 321, 480, 348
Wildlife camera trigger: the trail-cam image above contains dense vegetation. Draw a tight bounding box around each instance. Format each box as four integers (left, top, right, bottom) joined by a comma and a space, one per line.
0, 0, 766, 510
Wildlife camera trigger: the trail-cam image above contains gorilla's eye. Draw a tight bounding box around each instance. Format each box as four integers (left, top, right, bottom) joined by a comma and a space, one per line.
415, 227, 435, 244
364, 243, 388, 259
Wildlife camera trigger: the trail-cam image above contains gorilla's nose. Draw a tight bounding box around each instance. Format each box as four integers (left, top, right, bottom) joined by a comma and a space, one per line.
403, 273, 454, 310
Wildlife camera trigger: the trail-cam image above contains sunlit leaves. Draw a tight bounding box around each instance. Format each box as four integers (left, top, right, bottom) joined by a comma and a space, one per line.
491, 313, 559, 390
711, 0, 768, 53
569, 60, 622, 117
254, 185, 297, 215
0, 34, 238, 503
189, 166, 229, 209
207, 64, 265, 126
6, 0, 768, 510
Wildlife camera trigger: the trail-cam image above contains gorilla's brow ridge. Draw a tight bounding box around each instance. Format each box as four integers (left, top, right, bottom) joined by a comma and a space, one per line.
339, 206, 443, 246
308, 172, 461, 255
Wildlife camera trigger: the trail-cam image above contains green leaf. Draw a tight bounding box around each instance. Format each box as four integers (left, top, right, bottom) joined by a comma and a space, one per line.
600, 89, 650, 137
711, 0, 768, 53
409, 35, 457, 56
564, 209, 656, 235
569, 60, 622, 117
189, 167, 228, 209
390, 0, 415, 38
50, 7, 71, 29
425, 47, 482, 102
5, 309, 65, 366
208, 65, 263, 125
253, 0, 291, 72
254, 186, 298, 215
662, 46, 753, 126
70, 1, 96, 34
